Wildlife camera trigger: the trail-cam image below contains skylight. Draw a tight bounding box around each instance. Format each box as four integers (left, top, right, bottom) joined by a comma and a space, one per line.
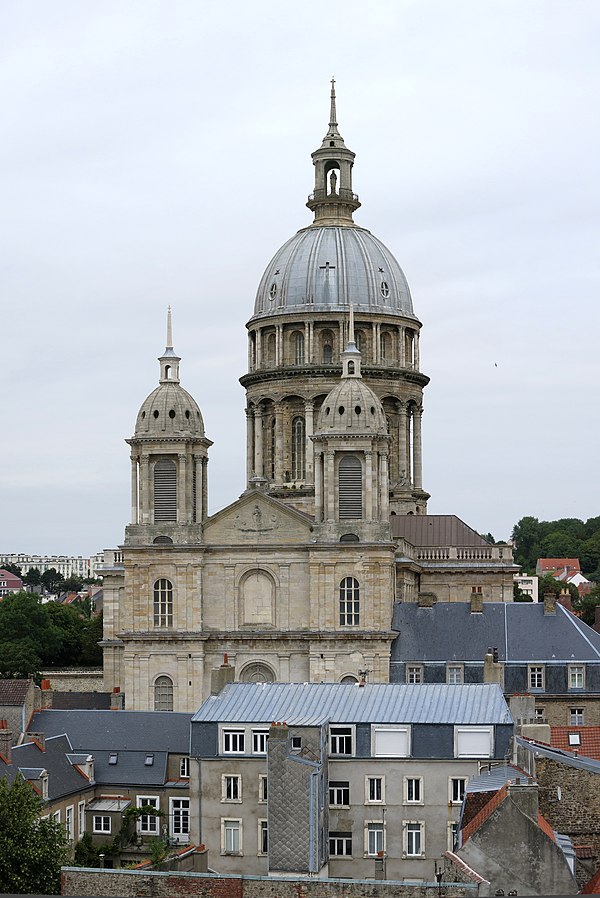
568, 733, 581, 746
144, 754, 154, 766
108, 752, 118, 765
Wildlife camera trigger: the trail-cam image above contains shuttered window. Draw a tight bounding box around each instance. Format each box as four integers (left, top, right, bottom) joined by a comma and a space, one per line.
339, 455, 362, 519
154, 459, 177, 522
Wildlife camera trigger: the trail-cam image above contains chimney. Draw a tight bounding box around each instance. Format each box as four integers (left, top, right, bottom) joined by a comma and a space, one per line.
508, 781, 539, 822
40, 679, 53, 709
0, 721, 12, 762
26, 732, 45, 751
110, 688, 124, 710
543, 591, 557, 615
483, 651, 504, 687
211, 654, 235, 695
417, 592, 436, 608
557, 589, 572, 612
470, 592, 484, 613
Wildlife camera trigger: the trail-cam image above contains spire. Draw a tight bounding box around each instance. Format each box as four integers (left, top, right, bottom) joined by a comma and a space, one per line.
348, 299, 355, 346
307, 80, 361, 226
159, 307, 181, 383
342, 300, 361, 379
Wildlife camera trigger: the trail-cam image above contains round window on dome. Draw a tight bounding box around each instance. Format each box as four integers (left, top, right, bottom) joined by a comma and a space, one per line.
338, 406, 345, 415
153, 410, 159, 419
380, 281, 390, 298
169, 410, 176, 419
185, 410, 190, 419
370, 406, 375, 415
326, 407, 330, 416
355, 405, 361, 415
141, 411, 146, 419
269, 282, 277, 300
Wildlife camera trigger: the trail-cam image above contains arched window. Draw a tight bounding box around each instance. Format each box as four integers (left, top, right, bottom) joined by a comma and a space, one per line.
355, 330, 363, 353
291, 416, 305, 480
154, 675, 173, 711
153, 578, 173, 627
322, 330, 334, 364
380, 332, 391, 361
293, 332, 305, 365
339, 577, 360, 626
266, 332, 276, 366
240, 662, 275, 683
338, 454, 362, 519
154, 459, 177, 522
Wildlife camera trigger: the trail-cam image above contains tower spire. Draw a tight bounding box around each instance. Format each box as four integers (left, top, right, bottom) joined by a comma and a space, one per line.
329, 77, 338, 131
348, 299, 355, 346
159, 308, 181, 383
166, 305, 173, 350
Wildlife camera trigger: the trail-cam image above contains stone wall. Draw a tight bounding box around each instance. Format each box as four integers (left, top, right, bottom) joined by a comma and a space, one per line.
41, 668, 103, 691
61, 869, 477, 898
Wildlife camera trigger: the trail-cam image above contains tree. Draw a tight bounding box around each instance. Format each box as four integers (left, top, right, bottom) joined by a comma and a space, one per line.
1, 562, 22, 578
0, 774, 68, 894
62, 575, 84, 593
23, 567, 42, 588
511, 516, 543, 570
40, 568, 65, 595
513, 582, 533, 602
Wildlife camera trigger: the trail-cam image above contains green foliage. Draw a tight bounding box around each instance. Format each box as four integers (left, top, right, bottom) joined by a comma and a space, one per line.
512, 514, 600, 574
40, 567, 65, 595
480, 532, 496, 545
63, 575, 84, 593
23, 567, 42, 587
148, 837, 169, 865
0, 775, 68, 894
537, 573, 579, 603
2, 562, 22, 578
576, 583, 600, 626
73, 831, 100, 867
513, 582, 533, 602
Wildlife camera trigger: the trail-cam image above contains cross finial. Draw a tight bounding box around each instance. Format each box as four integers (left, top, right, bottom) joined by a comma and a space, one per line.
329, 76, 337, 128
166, 306, 173, 349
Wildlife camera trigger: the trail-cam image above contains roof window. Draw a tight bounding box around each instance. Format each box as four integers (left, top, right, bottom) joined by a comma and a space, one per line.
145, 754, 154, 766
108, 753, 118, 765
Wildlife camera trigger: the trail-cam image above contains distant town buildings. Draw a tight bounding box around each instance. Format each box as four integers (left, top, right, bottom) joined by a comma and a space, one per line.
0, 552, 105, 580
536, 557, 593, 598
0, 568, 23, 596
513, 571, 539, 601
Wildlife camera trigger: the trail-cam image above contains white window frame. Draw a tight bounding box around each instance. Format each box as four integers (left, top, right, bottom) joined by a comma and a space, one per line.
404, 820, 425, 857
221, 817, 242, 855
404, 776, 423, 805
406, 664, 423, 684
568, 665, 585, 689
222, 728, 246, 754
137, 796, 160, 834
222, 774, 242, 803
53, 810, 61, 824
65, 805, 74, 841
528, 665, 545, 690
78, 800, 86, 837
448, 820, 459, 851
454, 726, 493, 758
329, 830, 353, 857
258, 774, 268, 803
169, 797, 190, 842
93, 815, 111, 833
258, 818, 268, 856
570, 707, 585, 725
365, 775, 385, 804
372, 724, 411, 758
365, 820, 385, 857
252, 729, 269, 755
329, 780, 350, 808
329, 725, 354, 757
447, 663, 464, 684
179, 756, 190, 778
449, 777, 468, 805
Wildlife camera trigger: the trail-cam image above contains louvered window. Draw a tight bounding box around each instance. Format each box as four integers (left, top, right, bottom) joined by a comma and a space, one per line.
153, 578, 173, 627
338, 455, 362, 519
154, 459, 177, 522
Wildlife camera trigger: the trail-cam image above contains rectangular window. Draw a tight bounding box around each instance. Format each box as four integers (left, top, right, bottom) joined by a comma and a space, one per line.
329, 781, 350, 807
534, 707, 545, 721
223, 729, 245, 754
569, 666, 585, 689
222, 774, 242, 802
570, 707, 585, 725
366, 822, 384, 856
407, 665, 423, 684
137, 796, 160, 834
258, 819, 268, 855
405, 777, 423, 804
405, 822, 424, 857
170, 798, 190, 841
65, 805, 74, 841
252, 729, 269, 754
291, 736, 302, 751
448, 821, 458, 851
330, 726, 353, 756
329, 831, 353, 856
258, 774, 268, 803
447, 664, 463, 684
450, 777, 467, 804
529, 665, 545, 690
179, 756, 190, 778
93, 815, 111, 833
372, 725, 410, 757
366, 776, 384, 804
78, 800, 86, 837
222, 818, 242, 854
454, 727, 493, 758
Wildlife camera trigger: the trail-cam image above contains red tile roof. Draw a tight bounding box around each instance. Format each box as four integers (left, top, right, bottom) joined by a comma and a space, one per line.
537, 812, 556, 843
538, 558, 581, 572
461, 785, 507, 843
550, 726, 600, 761
581, 866, 600, 894
0, 570, 23, 588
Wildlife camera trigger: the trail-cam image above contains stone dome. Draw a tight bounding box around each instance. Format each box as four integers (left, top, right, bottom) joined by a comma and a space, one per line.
315, 375, 388, 436
252, 225, 415, 320
134, 383, 205, 439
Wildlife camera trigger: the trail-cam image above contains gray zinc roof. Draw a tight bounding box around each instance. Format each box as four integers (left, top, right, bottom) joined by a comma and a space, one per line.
391, 602, 600, 663
28, 709, 192, 753
391, 515, 491, 547
465, 764, 530, 793
192, 682, 512, 726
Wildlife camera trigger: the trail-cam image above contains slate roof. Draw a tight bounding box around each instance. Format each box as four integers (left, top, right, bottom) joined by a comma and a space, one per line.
551, 726, 600, 760
0, 734, 93, 800
50, 691, 112, 710
0, 679, 32, 705
192, 682, 512, 726
391, 515, 491, 547
92, 749, 169, 786
28, 709, 192, 752
391, 601, 600, 663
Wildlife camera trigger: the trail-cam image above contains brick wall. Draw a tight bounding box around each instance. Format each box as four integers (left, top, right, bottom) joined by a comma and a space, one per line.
61, 869, 477, 898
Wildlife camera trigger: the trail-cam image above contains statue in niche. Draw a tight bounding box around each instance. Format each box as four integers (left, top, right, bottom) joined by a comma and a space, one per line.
252, 505, 262, 528
329, 170, 338, 195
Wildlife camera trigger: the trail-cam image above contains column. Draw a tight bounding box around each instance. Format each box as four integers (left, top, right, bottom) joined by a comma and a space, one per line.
201, 457, 208, 521
314, 451, 323, 522
276, 324, 283, 366
372, 323, 378, 363
308, 320, 314, 362
396, 401, 406, 483
406, 407, 412, 485
141, 455, 150, 524
379, 451, 390, 520
177, 453, 187, 523
398, 326, 405, 368
254, 408, 264, 476
305, 401, 314, 482
194, 455, 203, 524
414, 332, 420, 371
256, 328, 262, 369
413, 406, 423, 490
130, 455, 138, 525
245, 408, 254, 483
275, 402, 284, 482
365, 451, 373, 521
326, 451, 335, 521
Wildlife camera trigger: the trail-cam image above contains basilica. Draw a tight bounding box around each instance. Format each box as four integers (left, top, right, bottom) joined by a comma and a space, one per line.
101, 84, 516, 712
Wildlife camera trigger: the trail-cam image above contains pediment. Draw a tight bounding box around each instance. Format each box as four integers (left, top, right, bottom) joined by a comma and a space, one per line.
203, 490, 313, 545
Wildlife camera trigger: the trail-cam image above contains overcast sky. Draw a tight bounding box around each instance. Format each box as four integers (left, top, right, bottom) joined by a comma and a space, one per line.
2, 0, 599, 557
